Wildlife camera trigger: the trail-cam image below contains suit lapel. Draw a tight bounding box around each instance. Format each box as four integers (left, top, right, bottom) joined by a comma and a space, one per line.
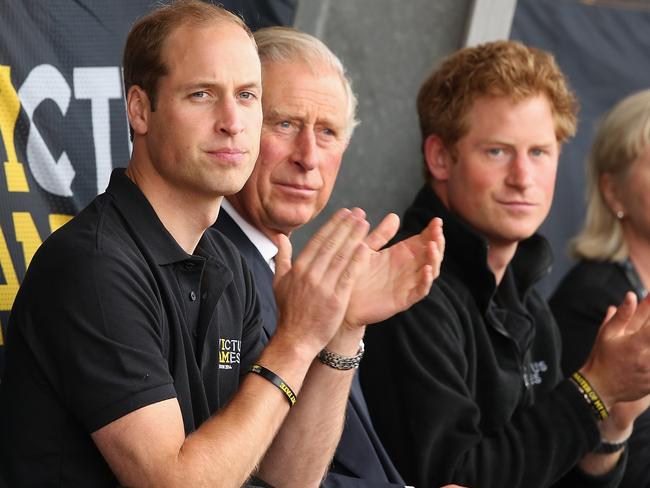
214, 211, 277, 344
334, 373, 403, 483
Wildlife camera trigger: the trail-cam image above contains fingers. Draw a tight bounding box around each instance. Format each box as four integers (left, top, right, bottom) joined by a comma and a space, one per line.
429, 224, 444, 278
627, 294, 650, 335
404, 217, 445, 266
426, 217, 445, 257
296, 207, 370, 285
364, 213, 400, 251
272, 233, 292, 286
416, 218, 445, 274
406, 239, 440, 304
411, 263, 434, 302
630, 297, 650, 352
602, 305, 617, 325
297, 208, 353, 265
336, 242, 371, 296
350, 207, 366, 220
311, 210, 370, 285
600, 292, 637, 338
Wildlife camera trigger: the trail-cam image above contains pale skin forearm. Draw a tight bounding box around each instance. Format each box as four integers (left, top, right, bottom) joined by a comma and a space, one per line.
258, 326, 365, 488
576, 368, 633, 476
93, 336, 316, 488
577, 408, 629, 476
576, 380, 646, 476
579, 398, 636, 476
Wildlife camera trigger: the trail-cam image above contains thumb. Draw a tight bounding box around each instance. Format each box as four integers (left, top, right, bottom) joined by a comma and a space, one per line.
364, 213, 399, 251
272, 233, 293, 284
627, 293, 650, 334
602, 305, 617, 326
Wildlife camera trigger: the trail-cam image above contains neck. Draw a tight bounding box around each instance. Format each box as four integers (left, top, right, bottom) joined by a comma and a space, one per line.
126, 162, 221, 255
225, 195, 288, 243
487, 241, 518, 285
431, 181, 517, 285
623, 228, 650, 290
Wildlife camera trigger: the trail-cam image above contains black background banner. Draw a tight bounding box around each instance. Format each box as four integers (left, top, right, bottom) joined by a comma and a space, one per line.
0, 0, 296, 372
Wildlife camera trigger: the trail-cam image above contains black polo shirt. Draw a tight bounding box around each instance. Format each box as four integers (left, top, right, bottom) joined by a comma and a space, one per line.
0, 169, 264, 486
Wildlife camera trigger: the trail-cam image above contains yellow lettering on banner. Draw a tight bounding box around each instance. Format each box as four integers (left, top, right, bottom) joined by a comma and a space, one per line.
0, 226, 19, 310
13, 212, 43, 269
49, 214, 73, 233
219, 350, 231, 363
0, 65, 29, 192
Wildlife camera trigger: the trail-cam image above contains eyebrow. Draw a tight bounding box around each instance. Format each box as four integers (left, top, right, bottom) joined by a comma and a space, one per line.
264, 107, 299, 121
478, 139, 557, 147
180, 80, 262, 92
265, 108, 343, 130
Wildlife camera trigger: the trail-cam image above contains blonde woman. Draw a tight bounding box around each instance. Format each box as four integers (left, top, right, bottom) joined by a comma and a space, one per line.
550, 88, 650, 488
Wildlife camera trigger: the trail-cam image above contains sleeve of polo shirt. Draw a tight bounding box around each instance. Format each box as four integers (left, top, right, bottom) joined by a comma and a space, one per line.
31, 247, 176, 433
238, 255, 264, 374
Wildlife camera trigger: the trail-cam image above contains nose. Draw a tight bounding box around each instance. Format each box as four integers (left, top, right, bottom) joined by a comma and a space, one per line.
505, 153, 534, 189
292, 128, 319, 171
216, 97, 245, 136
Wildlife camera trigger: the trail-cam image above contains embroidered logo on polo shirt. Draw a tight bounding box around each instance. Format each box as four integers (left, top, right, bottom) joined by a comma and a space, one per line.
218, 338, 241, 370
523, 360, 548, 387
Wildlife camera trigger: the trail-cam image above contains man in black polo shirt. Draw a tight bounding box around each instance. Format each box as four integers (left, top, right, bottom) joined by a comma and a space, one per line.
0, 1, 443, 486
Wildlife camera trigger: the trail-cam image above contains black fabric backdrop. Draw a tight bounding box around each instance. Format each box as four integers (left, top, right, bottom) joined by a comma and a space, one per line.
510, 0, 650, 297
0, 0, 296, 374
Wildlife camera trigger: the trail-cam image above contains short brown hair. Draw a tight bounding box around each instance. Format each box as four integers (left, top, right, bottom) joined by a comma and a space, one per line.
123, 0, 253, 111
417, 40, 578, 181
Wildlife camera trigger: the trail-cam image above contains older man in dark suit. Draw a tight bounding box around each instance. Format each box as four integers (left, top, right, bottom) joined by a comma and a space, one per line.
215, 26, 421, 487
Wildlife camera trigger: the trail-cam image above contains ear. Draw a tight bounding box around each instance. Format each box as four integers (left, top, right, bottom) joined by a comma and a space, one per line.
599, 172, 624, 215
424, 134, 451, 181
126, 85, 151, 136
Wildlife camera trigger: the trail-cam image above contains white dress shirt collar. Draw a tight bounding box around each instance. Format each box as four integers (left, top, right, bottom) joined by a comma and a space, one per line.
221, 199, 278, 272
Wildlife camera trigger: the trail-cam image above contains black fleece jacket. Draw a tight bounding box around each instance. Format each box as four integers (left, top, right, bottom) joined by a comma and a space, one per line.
361, 185, 626, 488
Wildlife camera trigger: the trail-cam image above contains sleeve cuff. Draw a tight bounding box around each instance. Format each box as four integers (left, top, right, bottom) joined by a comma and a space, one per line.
568, 447, 628, 487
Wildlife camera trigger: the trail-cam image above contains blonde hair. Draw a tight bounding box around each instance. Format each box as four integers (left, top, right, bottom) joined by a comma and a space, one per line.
254, 26, 359, 140
571, 89, 650, 261
417, 40, 578, 182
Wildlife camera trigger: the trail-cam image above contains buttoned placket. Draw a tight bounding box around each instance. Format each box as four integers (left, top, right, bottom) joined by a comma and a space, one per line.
175, 258, 205, 355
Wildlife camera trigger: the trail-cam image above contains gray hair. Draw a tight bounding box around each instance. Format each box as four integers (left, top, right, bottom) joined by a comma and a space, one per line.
571, 89, 650, 261
253, 26, 359, 140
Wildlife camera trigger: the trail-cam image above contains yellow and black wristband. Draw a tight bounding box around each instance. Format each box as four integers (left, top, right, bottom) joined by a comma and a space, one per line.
570, 371, 609, 421
249, 364, 297, 407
